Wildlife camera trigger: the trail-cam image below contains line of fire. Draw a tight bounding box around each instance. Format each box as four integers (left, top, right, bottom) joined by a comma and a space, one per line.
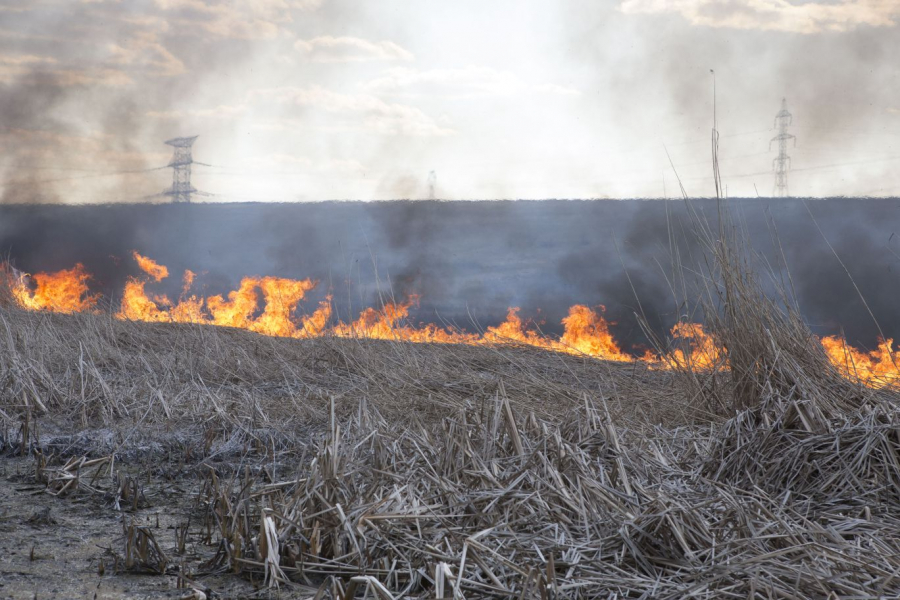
3, 247, 896, 388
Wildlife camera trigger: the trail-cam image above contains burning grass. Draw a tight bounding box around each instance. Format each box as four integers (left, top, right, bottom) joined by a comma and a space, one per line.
2, 207, 900, 598
6, 249, 900, 390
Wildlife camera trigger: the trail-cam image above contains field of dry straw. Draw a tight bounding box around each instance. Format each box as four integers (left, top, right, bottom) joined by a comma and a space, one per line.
1, 208, 900, 599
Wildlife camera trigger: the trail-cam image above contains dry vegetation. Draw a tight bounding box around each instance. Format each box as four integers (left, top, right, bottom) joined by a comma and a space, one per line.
2, 208, 900, 598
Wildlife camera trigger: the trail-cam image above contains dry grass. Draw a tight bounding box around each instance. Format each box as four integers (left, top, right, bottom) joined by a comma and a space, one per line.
0, 303, 689, 458
0, 263, 13, 309
2, 298, 899, 597
190, 392, 900, 598
2, 205, 900, 597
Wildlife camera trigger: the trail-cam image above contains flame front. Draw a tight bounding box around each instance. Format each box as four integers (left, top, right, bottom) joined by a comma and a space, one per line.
133, 251, 169, 282
5, 263, 100, 313
7, 254, 900, 389
666, 322, 725, 370
119, 258, 322, 338
820, 335, 900, 388
559, 304, 632, 361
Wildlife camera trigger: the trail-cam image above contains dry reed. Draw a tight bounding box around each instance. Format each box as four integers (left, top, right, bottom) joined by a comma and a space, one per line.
2, 208, 900, 596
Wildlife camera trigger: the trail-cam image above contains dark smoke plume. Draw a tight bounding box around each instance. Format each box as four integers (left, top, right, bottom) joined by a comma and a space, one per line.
1, 199, 898, 353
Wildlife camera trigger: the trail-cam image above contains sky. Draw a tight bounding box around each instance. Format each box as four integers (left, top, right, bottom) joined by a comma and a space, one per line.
1, 0, 899, 202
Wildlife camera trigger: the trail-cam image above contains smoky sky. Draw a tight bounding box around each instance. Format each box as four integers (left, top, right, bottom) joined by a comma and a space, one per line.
2, 199, 898, 353
0, 0, 899, 203
2, 2, 900, 351
562, 3, 900, 198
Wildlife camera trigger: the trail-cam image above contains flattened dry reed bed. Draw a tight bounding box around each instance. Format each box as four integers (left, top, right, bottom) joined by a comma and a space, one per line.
4, 195, 900, 600
191, 394, 900, 599
1, 302, 899, 598
0, 304, 686, 458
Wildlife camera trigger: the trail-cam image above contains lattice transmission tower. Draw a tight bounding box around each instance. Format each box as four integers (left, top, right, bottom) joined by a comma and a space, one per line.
427, 170, 437, 200
769, 99, 795, 197
163, 136, 198, 203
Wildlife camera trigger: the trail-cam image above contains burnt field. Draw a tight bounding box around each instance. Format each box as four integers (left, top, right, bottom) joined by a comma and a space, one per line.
1, 200, 900, 598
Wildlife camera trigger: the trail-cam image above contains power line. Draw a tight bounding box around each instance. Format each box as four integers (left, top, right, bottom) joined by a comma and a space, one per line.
191, 150, 773, 182
681, 154, 900, 182
6, 165, 160, 173
1, 165, 168, 186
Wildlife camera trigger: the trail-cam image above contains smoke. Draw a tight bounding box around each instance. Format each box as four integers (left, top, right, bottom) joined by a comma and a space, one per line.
782, 200, 900, 347
561, 2, 900, 197
0, 2, 279, 206
0, 74, 70, 204
1, 2, 897, 202
2, 199, 898, 353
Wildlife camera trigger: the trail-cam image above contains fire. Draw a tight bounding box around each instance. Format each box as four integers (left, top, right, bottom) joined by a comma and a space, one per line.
559, 304, 632, 362
332, 299, 414, 340
5, 263, 100, 313
332, 296, 478, 344
483, 307, 546, 346
250, 277, 318, 337
207, 276, 319, 336
7, 253, 900, 390
118, 279, 170, 322
119, 256, 322, 337
479, 305, 634, 362
133, 251, 168, 282
666, 322, 725, 370
298, 297, 333, 338
820, 335, 900, 389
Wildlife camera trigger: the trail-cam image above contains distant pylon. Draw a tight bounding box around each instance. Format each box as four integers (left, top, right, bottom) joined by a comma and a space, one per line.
769, 99, 795, 197
427, 170, 437, 200
163, 136, 198, 203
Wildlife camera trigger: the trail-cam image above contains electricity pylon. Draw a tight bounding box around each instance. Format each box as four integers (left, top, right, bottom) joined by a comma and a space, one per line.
769, 99, 795, 197
427, 170, 437, 200
163, 136, 198, 203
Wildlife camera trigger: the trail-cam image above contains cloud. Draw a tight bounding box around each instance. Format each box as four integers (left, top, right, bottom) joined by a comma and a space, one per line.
0, 128, 164, 163
0, 55, 56, 66
251, 85, 455, 136
154, 0, 322, 40
295, 36, 414, 62
0, 1, 38, 12
363, 66, 580, 98
0, 10, 183, 85
149, 85, 454, 136
47, 68, 133, 87
0, 54, 55, 82
146, 104, 248, 120
532, 83, 581, 96
619, 0, 900, 33
253, 153, 367, 173
107, 33, 186, 77
0, 53, 132, 86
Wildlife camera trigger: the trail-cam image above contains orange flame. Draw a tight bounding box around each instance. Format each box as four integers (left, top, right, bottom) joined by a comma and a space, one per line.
7, 264, 100, 313
559, 304, 632, 362
666, 322, 725, 370
132, 251, 168, 282
118, 253, 321, 336
298, 296, 333, 338
332, 296, 478, 344
118, 279, 171, 322
820, 335, 900, 389
9, 254, 900, 389
483, 307, 546, 346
